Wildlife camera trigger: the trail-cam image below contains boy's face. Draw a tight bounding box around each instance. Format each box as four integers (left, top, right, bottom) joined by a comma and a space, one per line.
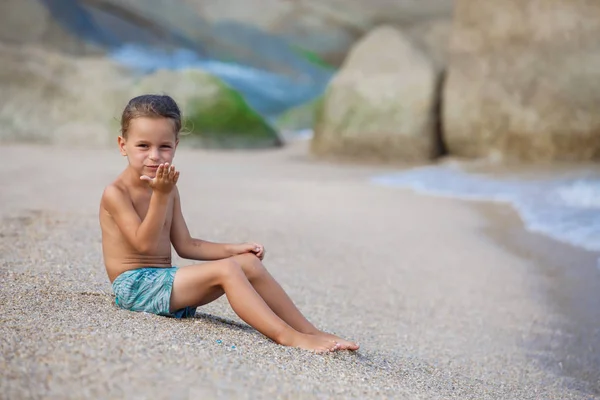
118, 117, 179, 178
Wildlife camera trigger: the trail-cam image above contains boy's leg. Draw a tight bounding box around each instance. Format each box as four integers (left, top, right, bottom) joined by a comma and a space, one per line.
232, 253, 359, 350
170, 258, 341, 353
230, 253, 319, 334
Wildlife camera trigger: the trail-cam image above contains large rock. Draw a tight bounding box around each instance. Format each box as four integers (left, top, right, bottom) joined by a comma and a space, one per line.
185, 0, 455, 64
0, 43, 131, 146
444, 0, 600, 162
404, 18, 453, 72
135, 69, 282, 149
1, 0, 101, 55
311, 26, 440, 162
29, 0, 454, 68
3, 0, 454, 121
0, 43, 281, 149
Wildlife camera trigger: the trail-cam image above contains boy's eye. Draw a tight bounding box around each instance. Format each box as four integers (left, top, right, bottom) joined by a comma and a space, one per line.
137, 144, 148, 148
161, 145, 172, 149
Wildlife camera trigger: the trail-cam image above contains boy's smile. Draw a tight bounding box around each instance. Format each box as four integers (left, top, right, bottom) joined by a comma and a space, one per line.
118, 117, 179, 178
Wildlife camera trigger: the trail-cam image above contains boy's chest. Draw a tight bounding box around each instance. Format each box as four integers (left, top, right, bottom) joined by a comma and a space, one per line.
131, 192, 174, 228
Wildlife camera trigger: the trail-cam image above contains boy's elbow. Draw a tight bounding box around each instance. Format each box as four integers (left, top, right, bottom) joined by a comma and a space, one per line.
133, 238, 155, 255
131, 231, 159, 254
135, 243, 153, 255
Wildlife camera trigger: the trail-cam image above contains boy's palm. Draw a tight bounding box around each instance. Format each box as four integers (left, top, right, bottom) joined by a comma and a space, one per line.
140, 163, 179, 192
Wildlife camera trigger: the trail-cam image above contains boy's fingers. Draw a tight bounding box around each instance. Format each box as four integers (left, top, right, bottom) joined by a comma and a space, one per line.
254, 245, 264, 258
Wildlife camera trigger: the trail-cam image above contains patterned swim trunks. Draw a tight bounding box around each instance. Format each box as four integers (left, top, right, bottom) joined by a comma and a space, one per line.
112, 267, 196, 319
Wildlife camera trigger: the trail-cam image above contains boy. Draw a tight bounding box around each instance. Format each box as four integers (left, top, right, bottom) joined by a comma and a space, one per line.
99, 94, 358, 353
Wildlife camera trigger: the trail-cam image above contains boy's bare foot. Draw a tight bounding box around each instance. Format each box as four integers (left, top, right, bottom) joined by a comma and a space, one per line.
313, 332, 359, 351
283, 333, 342, 353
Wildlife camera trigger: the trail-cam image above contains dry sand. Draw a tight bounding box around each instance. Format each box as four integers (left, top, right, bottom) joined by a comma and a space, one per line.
1, 141, 598, 399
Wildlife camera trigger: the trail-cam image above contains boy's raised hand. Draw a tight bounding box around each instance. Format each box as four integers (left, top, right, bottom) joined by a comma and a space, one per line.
140, 163, 180, 193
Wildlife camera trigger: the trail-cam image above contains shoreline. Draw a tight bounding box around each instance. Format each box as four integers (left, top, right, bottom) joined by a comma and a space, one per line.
476, 201, 600, 393
362, 144, 600, 394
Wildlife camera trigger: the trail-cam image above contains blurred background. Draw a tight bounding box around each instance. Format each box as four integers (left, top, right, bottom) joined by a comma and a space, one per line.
2, 0, 600, 257
0, 0, 453, 149
3, 0, 600, 160
3, 0, 600, 162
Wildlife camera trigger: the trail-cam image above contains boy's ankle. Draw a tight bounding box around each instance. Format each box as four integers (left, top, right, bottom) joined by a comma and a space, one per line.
271, 326, 297, 346
303, 328, 321, 335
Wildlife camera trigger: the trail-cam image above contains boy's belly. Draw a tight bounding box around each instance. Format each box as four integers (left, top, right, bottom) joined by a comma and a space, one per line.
104, 253, 172, 283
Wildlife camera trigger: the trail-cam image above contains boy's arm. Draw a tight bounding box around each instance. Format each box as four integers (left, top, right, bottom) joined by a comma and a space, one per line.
170, 188, 237, 261
103, 185, 170, 254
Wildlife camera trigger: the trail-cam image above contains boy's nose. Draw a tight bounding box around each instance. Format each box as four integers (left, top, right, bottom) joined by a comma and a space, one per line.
149, 149, 160, 161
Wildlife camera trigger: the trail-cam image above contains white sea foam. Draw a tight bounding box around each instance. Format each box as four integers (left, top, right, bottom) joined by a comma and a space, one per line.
371, 165, 600, 265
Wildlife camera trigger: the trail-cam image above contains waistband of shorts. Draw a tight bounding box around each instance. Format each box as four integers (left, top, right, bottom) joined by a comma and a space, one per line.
112, 266, 178, 288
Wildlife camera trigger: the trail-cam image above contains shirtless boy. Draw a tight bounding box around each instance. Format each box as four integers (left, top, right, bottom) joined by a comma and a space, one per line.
99, 94, 358, 353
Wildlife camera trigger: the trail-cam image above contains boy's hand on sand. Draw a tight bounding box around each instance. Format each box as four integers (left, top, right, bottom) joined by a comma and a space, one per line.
140, 163, 180, 193
233, 242, 266, 260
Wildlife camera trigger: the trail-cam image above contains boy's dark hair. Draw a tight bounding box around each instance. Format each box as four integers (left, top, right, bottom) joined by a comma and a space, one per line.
121, 94, 182, 138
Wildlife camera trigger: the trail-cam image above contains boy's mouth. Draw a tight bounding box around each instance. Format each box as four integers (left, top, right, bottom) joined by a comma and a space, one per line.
146, 165, 159, 169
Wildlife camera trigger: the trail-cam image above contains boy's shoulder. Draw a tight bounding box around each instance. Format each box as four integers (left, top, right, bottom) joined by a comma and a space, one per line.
101, 178, 131, 211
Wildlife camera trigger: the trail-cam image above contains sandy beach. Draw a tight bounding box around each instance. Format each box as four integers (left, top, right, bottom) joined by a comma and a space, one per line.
1, 141, 598, 399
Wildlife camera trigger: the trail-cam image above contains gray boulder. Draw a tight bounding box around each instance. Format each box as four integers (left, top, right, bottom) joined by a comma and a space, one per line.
312, 26, 440, 162
1, 0, 101, 54
443, 0, 600, 162
0, 43, 131, 146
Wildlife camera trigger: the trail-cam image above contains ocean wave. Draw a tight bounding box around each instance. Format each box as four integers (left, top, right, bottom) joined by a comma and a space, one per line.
371, 166, 600, 265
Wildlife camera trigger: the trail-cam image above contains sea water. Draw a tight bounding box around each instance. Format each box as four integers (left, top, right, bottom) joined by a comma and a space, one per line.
371, 164, 600, 268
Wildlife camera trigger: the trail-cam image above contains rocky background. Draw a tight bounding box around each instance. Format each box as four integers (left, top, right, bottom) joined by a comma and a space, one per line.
2, 0, 599, 162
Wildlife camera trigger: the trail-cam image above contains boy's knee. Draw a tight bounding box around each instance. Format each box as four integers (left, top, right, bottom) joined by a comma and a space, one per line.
233, 252, 259, 262
220, 258, 245, 281
232, 253, 266, 280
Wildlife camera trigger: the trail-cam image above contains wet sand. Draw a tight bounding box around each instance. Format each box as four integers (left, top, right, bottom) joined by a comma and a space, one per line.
479, 203, 600, 393
1, 142, 598, 399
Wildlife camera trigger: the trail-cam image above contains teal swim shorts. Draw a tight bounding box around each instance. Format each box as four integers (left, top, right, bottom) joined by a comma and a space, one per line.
112, 267, 196, 319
